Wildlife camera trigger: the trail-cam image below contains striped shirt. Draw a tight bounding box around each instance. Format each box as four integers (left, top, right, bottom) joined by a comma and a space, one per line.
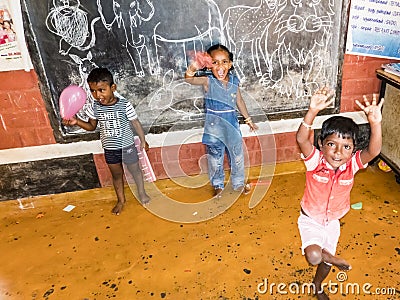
85, 97, 138, 150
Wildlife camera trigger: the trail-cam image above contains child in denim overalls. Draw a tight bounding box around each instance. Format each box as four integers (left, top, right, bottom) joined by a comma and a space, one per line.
185, 44, 257, 197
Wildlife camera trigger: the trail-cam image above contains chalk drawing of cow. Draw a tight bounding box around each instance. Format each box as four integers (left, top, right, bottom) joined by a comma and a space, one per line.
222, 0, 286, 81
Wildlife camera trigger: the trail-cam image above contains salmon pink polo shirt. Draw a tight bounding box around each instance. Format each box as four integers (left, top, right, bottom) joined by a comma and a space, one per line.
300, 146, 367, 225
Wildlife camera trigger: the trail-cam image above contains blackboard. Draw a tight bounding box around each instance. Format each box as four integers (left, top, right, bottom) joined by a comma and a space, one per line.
21, 0, 349, 142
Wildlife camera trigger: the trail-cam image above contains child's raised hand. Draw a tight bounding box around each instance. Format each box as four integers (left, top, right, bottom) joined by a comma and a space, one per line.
355, 94, 384, 124
309, 87, 335, 111
62, 116, 77, 126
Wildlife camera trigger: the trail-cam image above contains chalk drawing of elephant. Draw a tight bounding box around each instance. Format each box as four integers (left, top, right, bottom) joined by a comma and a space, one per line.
97, 0, 224, 77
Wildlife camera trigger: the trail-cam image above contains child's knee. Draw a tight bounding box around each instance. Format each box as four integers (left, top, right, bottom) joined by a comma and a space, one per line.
304, 245, 323, 265
109, 168, 124, 179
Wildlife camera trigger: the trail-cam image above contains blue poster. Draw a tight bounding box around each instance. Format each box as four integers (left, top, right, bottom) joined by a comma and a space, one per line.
346, 0, 400, 59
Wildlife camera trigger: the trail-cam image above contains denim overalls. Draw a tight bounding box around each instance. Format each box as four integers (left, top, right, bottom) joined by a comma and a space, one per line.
202, 74, 244, 190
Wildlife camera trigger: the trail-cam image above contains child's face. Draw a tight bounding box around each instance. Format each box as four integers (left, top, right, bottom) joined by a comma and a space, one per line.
319, 133, 355, 170
209, 49, 232, 82
88, 81, 116, 105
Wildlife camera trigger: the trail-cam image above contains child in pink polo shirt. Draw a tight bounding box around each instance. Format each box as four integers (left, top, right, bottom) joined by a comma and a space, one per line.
296, 87, 384, 300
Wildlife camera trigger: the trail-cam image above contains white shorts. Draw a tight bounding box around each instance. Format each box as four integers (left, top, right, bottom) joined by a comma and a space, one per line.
297, 213, 340, 256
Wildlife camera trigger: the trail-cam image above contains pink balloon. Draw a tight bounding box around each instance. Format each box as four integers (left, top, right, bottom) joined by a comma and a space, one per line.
195, 52, 213, 69
59, 85, 87, 119
187, 50, 213, 69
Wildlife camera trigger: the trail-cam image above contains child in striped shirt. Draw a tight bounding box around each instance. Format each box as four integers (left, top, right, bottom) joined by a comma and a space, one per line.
63, 68, 150, 215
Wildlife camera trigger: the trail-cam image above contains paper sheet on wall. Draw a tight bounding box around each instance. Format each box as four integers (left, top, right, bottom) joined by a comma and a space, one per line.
346, 0, 400, 59
0, 0, 33, 71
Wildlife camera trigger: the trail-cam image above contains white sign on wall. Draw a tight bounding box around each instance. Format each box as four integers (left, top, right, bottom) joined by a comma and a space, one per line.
0, 0, 32, 72
346, 0, 400, 59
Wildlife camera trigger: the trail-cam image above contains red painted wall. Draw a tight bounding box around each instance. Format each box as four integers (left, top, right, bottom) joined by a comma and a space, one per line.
0, 70, 56, 149
0, 55, 393, 187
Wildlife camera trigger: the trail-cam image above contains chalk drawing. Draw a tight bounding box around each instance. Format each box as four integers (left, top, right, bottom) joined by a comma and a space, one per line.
43, 0, 340, 122
46, 0, 99, 55
259, 0, 335, 99
223, 0, 286, 81
68, 51, 98, 121
97, 0, 224, 78
140, 75, 205, 124
97, 0, 155, 77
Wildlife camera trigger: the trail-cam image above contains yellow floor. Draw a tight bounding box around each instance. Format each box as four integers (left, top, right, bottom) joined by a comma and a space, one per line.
0, 162, 399, 299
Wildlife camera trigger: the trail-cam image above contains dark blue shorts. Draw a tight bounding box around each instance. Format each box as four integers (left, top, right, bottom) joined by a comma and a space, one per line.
104, 145, 139, 165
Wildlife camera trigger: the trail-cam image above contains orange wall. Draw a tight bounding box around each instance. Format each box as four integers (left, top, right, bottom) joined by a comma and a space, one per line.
0, 55, 392, 187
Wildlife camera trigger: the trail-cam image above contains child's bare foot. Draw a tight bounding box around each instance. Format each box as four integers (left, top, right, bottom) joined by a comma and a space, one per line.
139, 193, 150, 205
214, 188, 223, 198
331, 257, 351, 271
234, 183, 252, 195
242, 183, 252, 195
322, 249, 352, 271
112, 202, 125, 215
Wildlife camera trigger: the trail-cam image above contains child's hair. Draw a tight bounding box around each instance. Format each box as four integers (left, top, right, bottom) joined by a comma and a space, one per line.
207, 44, 234, 70
87, 67, 114, 86
319, 116, 359, 149
3, 20, 12, 27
